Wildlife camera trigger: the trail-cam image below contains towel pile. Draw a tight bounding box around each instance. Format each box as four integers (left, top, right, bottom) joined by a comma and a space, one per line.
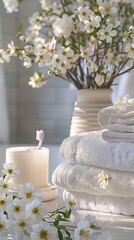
52, 96, 134, 215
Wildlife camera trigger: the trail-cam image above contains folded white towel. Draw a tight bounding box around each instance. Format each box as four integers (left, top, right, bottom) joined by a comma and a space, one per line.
60, 131, 134, 171
98, 96, 134, 132
52, 162, 134, 198
102, 130, 134, 143
63, 190, 134, 216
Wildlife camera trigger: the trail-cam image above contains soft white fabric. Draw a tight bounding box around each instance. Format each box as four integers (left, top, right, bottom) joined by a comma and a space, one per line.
63, 190, 134, 216
102, 130, 134, 143
0, 10, 9, 143
98, 105, 134, 130
52, 162, 134, 198
60, 131, 134, 171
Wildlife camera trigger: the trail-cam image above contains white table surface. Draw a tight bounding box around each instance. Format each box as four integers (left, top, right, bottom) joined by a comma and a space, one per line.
1, 145, 134, 240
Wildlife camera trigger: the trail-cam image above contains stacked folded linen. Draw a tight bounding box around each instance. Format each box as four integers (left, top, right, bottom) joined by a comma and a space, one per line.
52, 130, 134, 215
98, 96, 134, 143
63, 190, 134, 216
53, 96, 134, 215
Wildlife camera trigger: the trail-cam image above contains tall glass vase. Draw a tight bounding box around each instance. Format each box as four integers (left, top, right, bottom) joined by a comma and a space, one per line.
70, 89, 112, 136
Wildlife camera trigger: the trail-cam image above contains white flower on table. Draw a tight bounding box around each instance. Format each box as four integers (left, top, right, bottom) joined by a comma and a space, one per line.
6, 198, 25, 220
125, 43, 134, 59
0, 176, 13, 193
18, 182, 41, 200
14, 212, 33, 236
0, 193, 13, 214
2, 163, 19, 178
28, 72, 48, 88
98, 170, 109, 189
98, 24, 117, 43
2, 0, 19, 13
0, 214, 11, 235
25, 199, 47, 221
95, 74, 105, 86
74, 218, 94, 240
31, 221, 57, 240
52, 14, 74, 38
77, 6, 91, 22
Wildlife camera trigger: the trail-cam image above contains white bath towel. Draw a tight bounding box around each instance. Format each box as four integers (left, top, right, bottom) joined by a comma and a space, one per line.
60, 131, 134, 171
98, 106, 134, 127
52, 162, 134, 198
102, 130, 134, 143
63, 190, 134, 216
98, 96, 134, 133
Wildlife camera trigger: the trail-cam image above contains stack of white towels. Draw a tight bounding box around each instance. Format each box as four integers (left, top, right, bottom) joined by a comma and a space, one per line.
52, 96, 134, 215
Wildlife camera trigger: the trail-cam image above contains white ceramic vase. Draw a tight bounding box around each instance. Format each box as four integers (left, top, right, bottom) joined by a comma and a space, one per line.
70, 89, 112, 136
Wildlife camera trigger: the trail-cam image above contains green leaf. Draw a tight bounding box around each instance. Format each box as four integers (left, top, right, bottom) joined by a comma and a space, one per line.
16, 22, 23, 37
58, 229, 64, 240
61, 36, 67, 47
63, 209, 71, 218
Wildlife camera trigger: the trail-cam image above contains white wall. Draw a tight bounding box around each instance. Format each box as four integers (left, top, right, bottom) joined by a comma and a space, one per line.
0, 0, 76, 144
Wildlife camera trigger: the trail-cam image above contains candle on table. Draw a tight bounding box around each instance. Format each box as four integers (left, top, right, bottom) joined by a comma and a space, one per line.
6, 130, 49, 190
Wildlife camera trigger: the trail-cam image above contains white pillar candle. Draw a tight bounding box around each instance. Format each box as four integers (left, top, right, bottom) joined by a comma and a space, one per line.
6, 146, 49, 190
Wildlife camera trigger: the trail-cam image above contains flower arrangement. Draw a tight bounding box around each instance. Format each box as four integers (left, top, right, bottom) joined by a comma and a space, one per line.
0, 162, 100, 240
0, 0, 134, 89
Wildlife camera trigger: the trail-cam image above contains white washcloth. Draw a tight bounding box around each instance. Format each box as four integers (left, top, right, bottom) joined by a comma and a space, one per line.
52, 162, 134, 198
63, 190, 134, 216
98, 104, 134, 128
102, 130, 134, 143
60, 131, 134, 171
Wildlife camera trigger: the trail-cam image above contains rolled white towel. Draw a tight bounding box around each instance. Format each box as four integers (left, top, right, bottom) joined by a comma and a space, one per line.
52, 162, 134, 198
102, 130, 134, 143
63, 190, 134, 216
98, 96, 134, 132
60, 131, 134, 171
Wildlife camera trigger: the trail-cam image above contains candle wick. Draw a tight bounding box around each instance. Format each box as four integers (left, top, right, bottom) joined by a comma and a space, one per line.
36, 130, 44, 149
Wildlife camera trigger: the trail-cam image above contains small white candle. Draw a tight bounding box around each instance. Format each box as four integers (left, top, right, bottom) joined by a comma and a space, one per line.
6, 130, 49, 190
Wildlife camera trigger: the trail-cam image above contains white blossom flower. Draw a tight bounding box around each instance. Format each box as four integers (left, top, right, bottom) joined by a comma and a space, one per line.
125, 43, 134, 59
31, 221, 57, 240
98, 0, 117, 16
74, 218, 94, 240
106, 17, 120, 28
7, 41, 16, 56
84, 15, 101, 33
18, 182, 41, 200
0, 193, 13, 213
98, 24, 117, 43
28, 72, 48, 88
52, 14, 74, 38
23, 56, 32, 68
98, 170, 109, 189
14, 212, 33, 236
87, 60, 98, 73
0, 176, 13, 192
2, 0, 19, 13
95, 74, 105, 86
0, 214, 11, 235
77, 6, 91, 22
81, 47, 94, 59
2, 163, 19, 178
6, 198, 25, 219
115, 95, 134, 111
25, 199, 47, 221
103, 52, 114, 65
